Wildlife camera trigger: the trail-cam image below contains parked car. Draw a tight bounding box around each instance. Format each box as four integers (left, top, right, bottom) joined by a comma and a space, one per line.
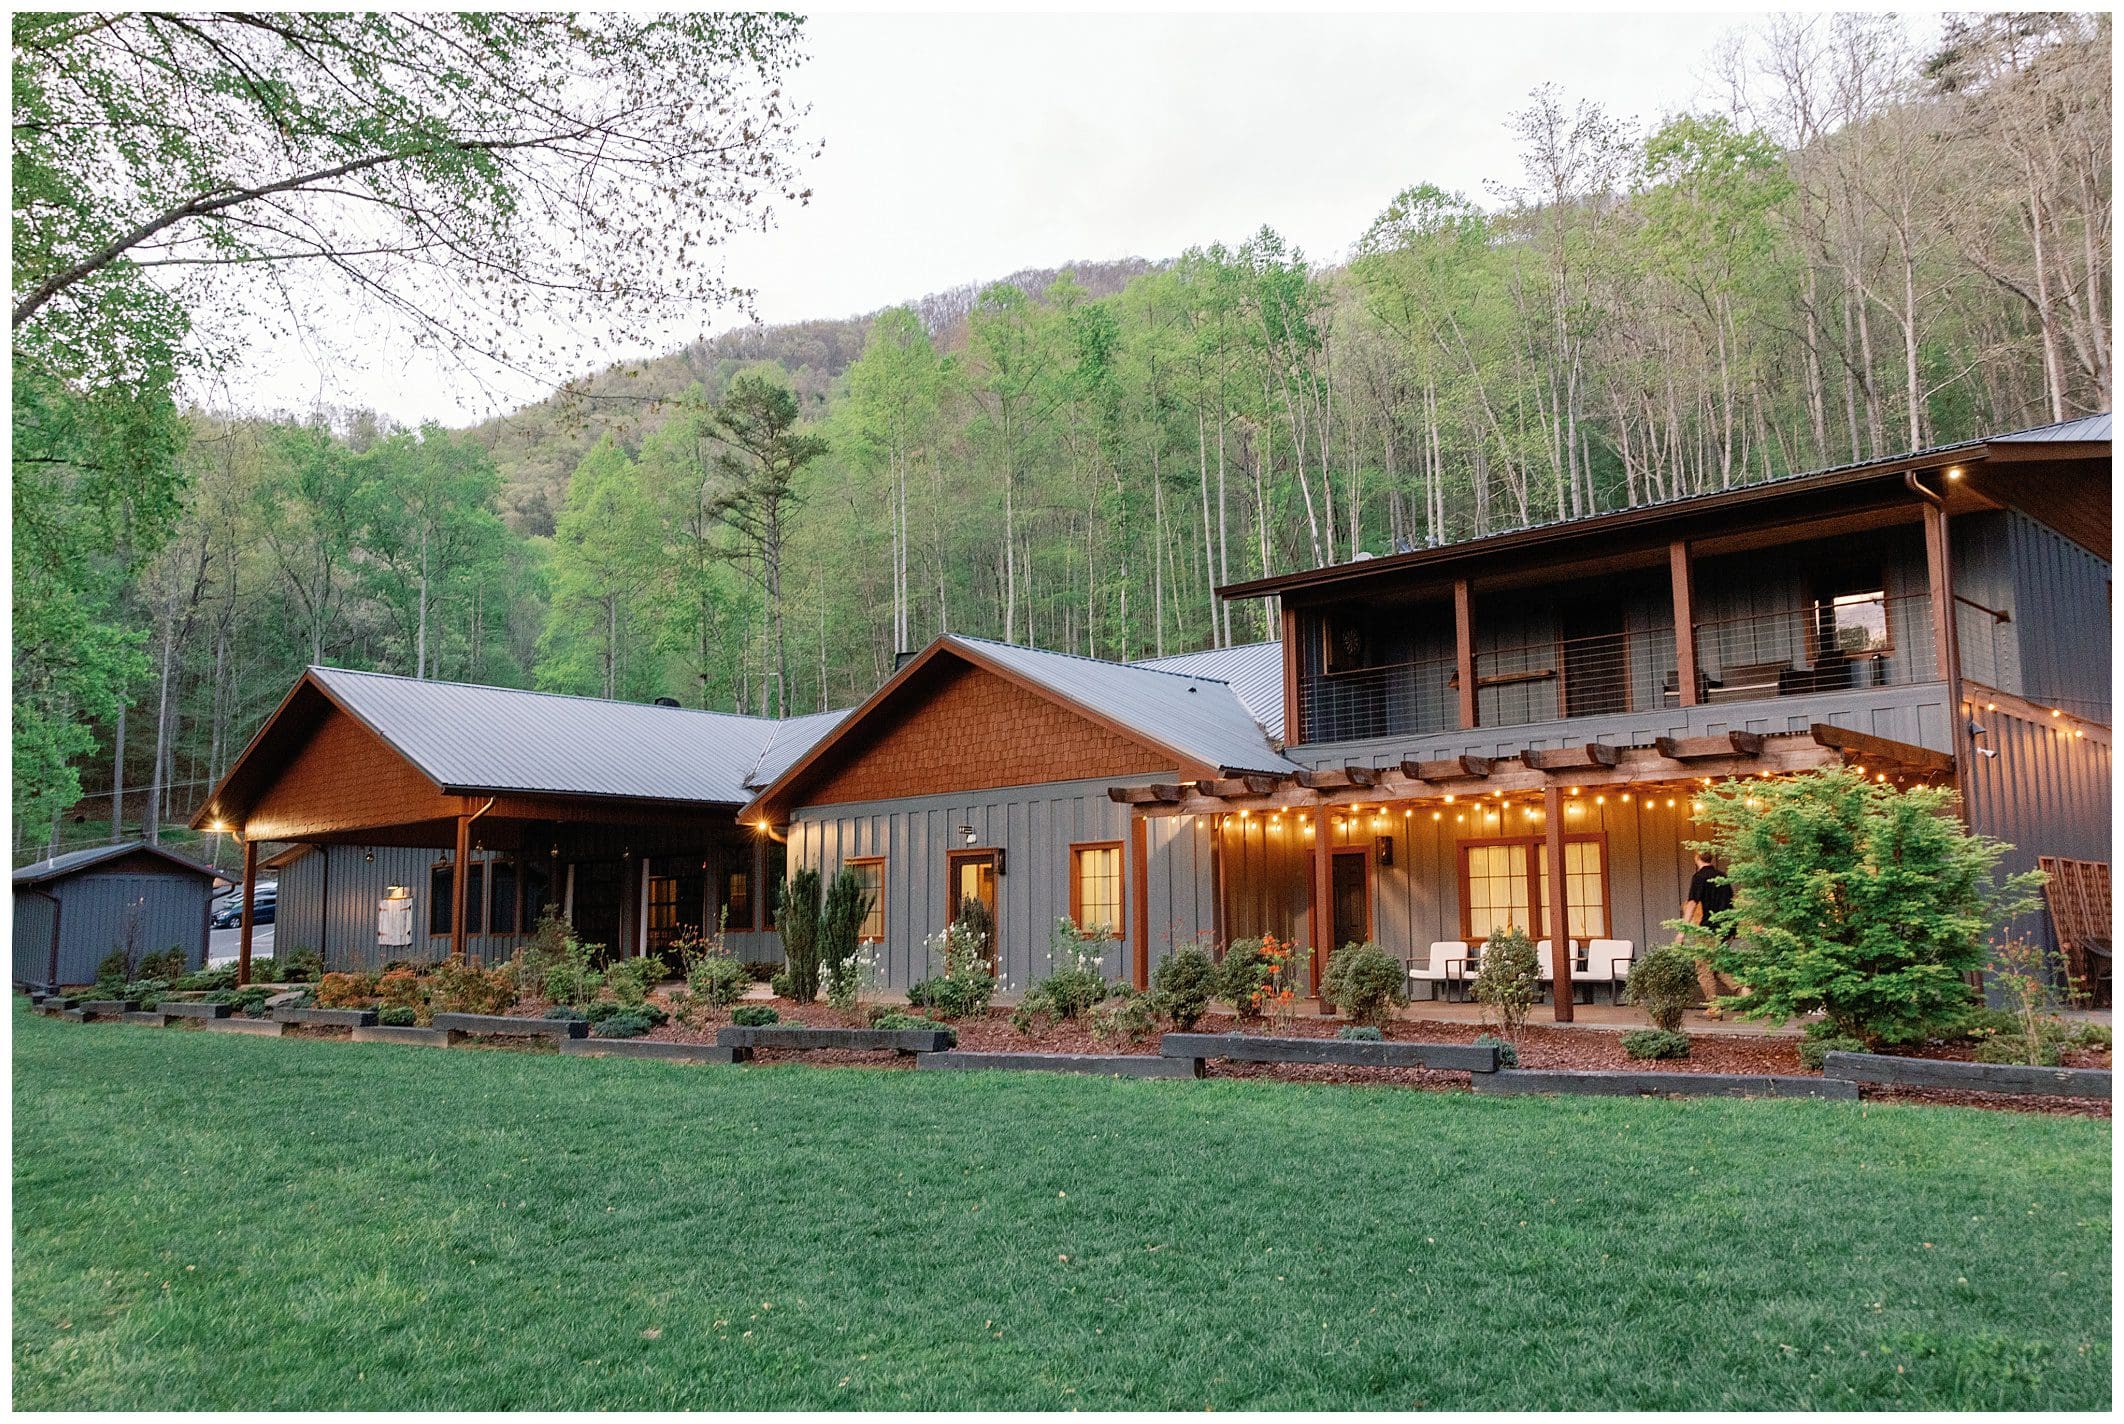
210, 883, 277, 928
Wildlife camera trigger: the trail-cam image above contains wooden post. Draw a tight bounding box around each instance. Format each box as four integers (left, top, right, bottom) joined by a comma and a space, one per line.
1544, 783, 1573, 1024
237, 836, 258, 988
1669, 539, 1699, 708
1453, 578, 1478, 729
1208, 814, 1227, 950
1310, 808, 1334, 996
451, 809, 471, 962
1922, 502, 1957, 685
1130, 814, 1151, 991
1280, 602, 1301, 745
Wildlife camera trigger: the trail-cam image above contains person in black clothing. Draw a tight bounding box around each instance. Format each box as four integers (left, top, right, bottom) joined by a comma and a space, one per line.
1683, 851, 1738, 1016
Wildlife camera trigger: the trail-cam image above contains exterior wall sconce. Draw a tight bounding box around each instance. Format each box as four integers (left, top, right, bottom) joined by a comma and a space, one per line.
957, 823, 977, 845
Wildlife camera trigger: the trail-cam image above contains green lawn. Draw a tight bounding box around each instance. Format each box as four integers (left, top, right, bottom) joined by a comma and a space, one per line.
12, 1007, 2111, 1410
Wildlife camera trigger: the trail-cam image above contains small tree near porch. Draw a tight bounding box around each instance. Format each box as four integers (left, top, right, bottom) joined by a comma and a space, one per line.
1675, 767, 2044, 1048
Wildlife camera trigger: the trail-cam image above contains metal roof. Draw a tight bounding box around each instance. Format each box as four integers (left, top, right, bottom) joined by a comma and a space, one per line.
14, 841, 221, 886
946, 635, 1297, 776
309, 667, 843, 806
1131, 641, 1285, 741
1990, 412, 2111, 443
750, 708, 851, 788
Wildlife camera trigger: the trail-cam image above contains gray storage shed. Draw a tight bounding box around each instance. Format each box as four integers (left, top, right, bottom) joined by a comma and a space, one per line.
12, 842, 220, 989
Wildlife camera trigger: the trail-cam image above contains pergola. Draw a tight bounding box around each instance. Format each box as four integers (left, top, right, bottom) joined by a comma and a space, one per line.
1111, 723, 1953, 1021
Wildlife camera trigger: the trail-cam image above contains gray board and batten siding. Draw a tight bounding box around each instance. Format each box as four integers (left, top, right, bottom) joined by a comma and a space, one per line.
786, 774, 1218, 991
11, 844, 215, 987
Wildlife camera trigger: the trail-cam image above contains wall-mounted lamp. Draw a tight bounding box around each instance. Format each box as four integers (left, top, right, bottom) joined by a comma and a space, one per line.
956, 823, 977, 846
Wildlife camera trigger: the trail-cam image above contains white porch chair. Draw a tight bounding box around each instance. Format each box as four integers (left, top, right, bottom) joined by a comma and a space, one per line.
1572, 939, 1636, 1003
1432, 940, 1476, 1002
1534, 939, 1582, 983
1407, 941, 1464, 1002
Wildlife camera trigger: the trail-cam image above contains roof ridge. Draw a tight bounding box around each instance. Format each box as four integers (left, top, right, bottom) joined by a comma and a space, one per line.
310, 665, 798, 729
946, 633, 1239, 691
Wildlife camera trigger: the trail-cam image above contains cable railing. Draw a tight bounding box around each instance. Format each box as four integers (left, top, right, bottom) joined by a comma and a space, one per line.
1295, 593, 1942, 744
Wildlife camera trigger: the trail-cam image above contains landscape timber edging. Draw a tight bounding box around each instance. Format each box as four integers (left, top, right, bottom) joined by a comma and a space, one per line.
918, 1051, 1203, 1078
1821, 1051, 2113, 1099
431, 1012, 589, 1040
349, 1024, 452, 1047
121, 1011, 172, 1027
1159, 1032, 1501, 1073
716, 1025, 954, 1054
1469, 1069, 1858, 1100
76, 999, 141, 1016
558, 1039, 748, 1064
201, 1017, 287, 1037
272, 1006, 379, 1028
159, 1001, 233, 1020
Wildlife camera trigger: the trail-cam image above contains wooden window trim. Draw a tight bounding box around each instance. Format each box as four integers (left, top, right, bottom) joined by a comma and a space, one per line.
1456, 832, 1610, 942
846, 856, 886, 943
1808, 572, 1895, 662
1067, 840, 1126, 939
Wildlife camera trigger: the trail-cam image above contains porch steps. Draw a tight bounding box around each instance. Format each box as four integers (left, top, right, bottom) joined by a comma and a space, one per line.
1470, 1069, 1856, 1099
918, 1051, 1202, 1078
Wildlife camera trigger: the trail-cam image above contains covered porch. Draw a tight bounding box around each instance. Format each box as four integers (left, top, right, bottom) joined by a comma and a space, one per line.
1115, 723, 1954, 1022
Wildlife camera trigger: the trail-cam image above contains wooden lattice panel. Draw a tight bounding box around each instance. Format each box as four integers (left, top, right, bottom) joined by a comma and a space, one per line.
2039, 856, 2111, 1003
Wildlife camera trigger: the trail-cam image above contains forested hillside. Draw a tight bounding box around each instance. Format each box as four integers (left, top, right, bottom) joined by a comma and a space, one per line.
24, 13, 2111, 865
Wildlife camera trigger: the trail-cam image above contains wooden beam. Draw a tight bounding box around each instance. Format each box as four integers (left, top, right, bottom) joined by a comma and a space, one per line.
1669, 539, 1699, 708
1108, 785, 1183, 805
1453, 579, 1478, 730
1403, 755, 1493, 782
1655, 731, 1765, 762
1544, 782, 1573, 1024
1521, 743, 1621, 772
1130, 815, 1151, 991
1809, 723, 1955, 776
1295, 765, 1379, 791
451, 810, 471, 962
1197, 774, 1289, 798
236, 837, 258, 988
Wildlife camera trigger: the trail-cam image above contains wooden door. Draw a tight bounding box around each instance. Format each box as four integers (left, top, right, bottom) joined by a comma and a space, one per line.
1330, 848, 1371, 951
947, 849, 1000, 968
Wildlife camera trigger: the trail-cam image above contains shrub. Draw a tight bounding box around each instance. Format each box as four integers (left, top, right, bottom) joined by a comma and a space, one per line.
776, 867, 824, 1003
316, 972, 380, 1009
174, 966, 237, 993
603, 953, 665, 1008
431, 956, 515, 1016
518, 909, 601, 1008
375, 968, 426, 1023
280, 947, 324, 982
592, 1008, 656, 1039
543, 1004, 588, 1021
1215, 939, 1271, 1022
96, 948, 135, 983
119, 978, 170, 1009
2070, 1022, 2111, 1051
1981, 937, 2078, 1067
871, 1012, 953, 1044
731, 1005, 779, 1026
1473, 927, 1539, 1042
687, 953, 751, 1008
1976, 1032, 2065, 1067
1337, 1025, 1383, 1042
1152, 943, 1219, 1029
136, 948, 189, 980
1011, 918, 1115, 1032
1624, 945, 1699, 1032
1471, 1031, 1518, 1069
818, 868, 871, 1010
769, 971, 794, 998
909, 914, 997, 1019
1090, 986, 1160, 1042
1621, 1028, 1692, 1060
1321, 941, 1407, 1026
1676, 767, 2046, 1047
377, 1006, 417, 1027
226, 985, 274, 1018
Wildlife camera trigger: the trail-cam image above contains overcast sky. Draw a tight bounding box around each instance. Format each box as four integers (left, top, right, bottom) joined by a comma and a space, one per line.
213, 10, 1793, 427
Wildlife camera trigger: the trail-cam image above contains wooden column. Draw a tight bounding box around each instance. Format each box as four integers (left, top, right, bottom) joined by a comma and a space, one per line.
1669, 539, 1699, 707
1453, 578, 1478, 729
1208, 814, 1227, 950
1544, 783, 1574, 1024
1310, 809, 1334, 995
1921, 502, 1957, 685
237, 837, 258, 988
450, 809, 471, 962
1280, 603, 1301, 744
1130, 814, 1151, 991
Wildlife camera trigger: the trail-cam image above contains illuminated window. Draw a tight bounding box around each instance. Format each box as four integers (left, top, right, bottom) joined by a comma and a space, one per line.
847, 858, 885, 942
1461, 836, 1610, 941
1537, 839, 1609, 939
1070, 843, 1124, 937
1461, 843, 1531, 942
